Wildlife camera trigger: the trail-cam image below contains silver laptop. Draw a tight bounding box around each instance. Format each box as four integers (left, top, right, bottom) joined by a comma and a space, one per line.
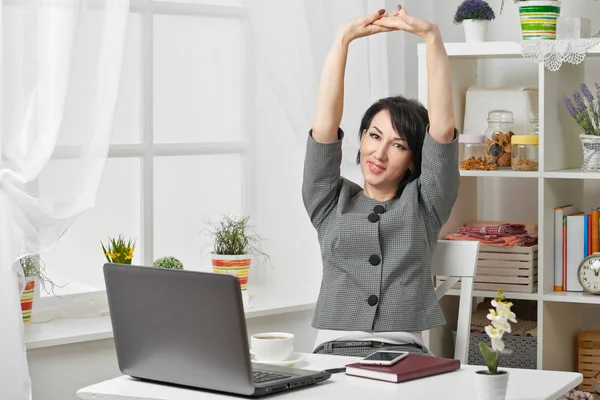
104, 263, 331, 397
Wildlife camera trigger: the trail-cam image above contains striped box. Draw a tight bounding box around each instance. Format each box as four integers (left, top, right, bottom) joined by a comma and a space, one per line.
20, 278, 36, 322
211, 254, 252, 290
519, 1, 561, 40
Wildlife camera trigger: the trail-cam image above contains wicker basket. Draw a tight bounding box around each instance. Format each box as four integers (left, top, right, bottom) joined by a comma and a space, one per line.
580, 134, 600, 172
456, 331, 537, 370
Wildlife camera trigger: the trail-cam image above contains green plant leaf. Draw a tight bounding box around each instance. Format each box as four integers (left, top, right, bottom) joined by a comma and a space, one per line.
478, 342, 499, 374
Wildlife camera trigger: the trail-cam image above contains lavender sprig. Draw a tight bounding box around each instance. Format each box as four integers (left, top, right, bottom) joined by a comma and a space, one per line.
574, 91, 586, 112
564, 83, 600, 136
454, 0, 496, 24
582, 83, 595, 105
564, 98, 578, 118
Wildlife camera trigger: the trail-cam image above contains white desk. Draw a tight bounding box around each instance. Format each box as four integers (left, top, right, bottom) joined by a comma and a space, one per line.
77, 353, 582, 400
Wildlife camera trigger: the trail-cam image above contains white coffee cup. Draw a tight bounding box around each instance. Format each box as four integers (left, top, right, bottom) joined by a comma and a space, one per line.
250, 332, 294, 362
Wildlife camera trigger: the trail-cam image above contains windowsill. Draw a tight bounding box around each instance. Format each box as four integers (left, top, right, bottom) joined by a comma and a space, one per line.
24, 283, 319, 350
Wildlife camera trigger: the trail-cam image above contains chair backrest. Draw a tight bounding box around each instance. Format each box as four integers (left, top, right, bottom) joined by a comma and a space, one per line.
431, 239, 480, 364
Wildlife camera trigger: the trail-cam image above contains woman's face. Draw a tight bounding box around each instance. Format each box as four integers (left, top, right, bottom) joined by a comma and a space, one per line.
359, 110, 413, 193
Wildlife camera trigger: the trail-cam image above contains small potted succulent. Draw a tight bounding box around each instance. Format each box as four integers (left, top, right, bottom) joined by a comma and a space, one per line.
474, 289, 517, 400
18, 255, 60, 322
454, 0, 496, 42
153, 256, 184, 270
203, 214, 269, 293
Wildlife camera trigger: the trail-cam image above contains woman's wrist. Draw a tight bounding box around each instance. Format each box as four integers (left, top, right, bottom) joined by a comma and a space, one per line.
422, 24, 441, 45
335, 29, 354, 49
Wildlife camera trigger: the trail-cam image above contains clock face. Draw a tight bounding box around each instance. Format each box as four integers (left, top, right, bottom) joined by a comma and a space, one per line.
579, 256, 600, 294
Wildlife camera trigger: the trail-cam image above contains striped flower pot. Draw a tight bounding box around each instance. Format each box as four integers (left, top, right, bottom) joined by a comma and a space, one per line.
20, 277, 37, 322
211, 253, 252, 291
519, 1, 561, 40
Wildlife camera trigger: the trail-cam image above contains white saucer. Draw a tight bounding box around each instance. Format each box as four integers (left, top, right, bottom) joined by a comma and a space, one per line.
251, 352, 306, 367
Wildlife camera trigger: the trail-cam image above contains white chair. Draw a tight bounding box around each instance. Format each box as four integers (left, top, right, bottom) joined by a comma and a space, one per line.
431, 239, 480, 364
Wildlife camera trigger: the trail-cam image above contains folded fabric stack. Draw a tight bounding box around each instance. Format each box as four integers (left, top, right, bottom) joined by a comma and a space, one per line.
445, 223, 538, 247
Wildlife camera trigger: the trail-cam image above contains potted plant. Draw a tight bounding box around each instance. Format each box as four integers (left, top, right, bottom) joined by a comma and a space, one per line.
564, 82, 600, 171
203, 214, 269, 293
498, 0, 561, 40
18, 255, 60, 322
101, 235, 136, 264
153, 256, 184, 270
454, 0, 496, 42
474, 289, 517, 400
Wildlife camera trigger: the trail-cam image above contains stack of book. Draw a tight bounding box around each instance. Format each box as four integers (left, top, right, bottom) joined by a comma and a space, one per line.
345, 354, 460, 383
554, 205, 600, 292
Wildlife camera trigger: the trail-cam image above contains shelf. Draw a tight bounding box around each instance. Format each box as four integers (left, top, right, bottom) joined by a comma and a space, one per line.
418, 41, 600, 59
418, 41, 522, 58
459, 170, 540, 178
544, 169, 600, 180
459, 169, 600, 179
543, 291, 600, 304
446, 288, 540, 301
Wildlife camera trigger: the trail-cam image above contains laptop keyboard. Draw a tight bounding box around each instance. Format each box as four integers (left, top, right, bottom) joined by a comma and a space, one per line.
253, 370, 291, 384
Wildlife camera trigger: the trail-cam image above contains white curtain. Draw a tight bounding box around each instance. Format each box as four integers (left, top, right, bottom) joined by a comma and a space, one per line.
244, 0, 389, 183
0, 0, 129, 398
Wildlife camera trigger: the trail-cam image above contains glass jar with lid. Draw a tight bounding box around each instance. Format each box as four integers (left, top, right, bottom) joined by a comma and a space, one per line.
458, 134, 486, 170
525, 114, 539, 136
485, 110, 514, 168
511, 135, 539, 171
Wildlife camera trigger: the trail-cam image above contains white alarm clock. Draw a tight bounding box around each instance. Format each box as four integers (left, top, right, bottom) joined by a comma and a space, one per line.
577, 252, 600, 295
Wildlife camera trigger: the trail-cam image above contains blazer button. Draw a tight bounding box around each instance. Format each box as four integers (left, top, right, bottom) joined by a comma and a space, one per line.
369, 254, 381, 266
373, 205, 385, 214
368, 295, 378, 306
368, 213, 379, 223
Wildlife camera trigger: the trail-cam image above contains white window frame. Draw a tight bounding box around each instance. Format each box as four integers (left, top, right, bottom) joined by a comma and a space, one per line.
38, 0, 255, 306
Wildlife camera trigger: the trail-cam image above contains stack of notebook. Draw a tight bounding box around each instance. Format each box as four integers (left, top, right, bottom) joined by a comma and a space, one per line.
345, 354, 460, 383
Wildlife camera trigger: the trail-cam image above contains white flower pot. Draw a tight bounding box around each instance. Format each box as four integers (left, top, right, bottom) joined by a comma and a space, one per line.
463, 19, 489, 42
474, 370, 509, 400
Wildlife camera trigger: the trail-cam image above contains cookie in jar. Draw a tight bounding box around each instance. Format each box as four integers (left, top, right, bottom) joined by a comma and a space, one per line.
484, 110, 514, 168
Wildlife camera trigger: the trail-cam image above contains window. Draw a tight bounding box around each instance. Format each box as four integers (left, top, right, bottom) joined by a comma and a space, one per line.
38, 0, 253, 297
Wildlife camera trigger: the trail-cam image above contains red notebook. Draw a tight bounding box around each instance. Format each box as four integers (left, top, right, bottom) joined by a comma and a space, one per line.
345, 354, 460, 383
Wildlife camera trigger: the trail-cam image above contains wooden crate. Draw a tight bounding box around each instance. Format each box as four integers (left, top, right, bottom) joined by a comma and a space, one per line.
578, 330, 600, 393
437, 245, 538, 293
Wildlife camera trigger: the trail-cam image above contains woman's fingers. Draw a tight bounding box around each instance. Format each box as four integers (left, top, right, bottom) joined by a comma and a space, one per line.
372, 16, 410, 31
364, 8, 387, 25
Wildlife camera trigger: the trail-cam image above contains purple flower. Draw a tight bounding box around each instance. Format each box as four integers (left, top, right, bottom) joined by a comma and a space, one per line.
581, 83, 595, 104
564, 98, 578, 118
596, 82, 600, 103
454, 0, 496, 24
574, 91, 586, 112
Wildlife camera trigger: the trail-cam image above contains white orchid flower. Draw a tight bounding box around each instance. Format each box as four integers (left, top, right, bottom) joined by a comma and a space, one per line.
487, 308, 498, 321
491, 337, 505, 352
492, 318, 511, 334
492, 300, 517, 323
485, 325, 505, 352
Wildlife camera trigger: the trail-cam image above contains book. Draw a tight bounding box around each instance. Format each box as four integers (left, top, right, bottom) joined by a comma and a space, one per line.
555, 205, 579, 291
566, 214, 586, 292
345, 354, 460, 383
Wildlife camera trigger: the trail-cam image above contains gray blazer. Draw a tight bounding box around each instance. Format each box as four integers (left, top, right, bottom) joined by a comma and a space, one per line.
302, 128, 459, 332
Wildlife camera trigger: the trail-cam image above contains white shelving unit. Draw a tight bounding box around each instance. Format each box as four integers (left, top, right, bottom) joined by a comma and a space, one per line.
418, 40, 600, 373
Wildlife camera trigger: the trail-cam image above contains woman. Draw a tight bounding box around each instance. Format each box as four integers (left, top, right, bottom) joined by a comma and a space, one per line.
302, 6, 459, 357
